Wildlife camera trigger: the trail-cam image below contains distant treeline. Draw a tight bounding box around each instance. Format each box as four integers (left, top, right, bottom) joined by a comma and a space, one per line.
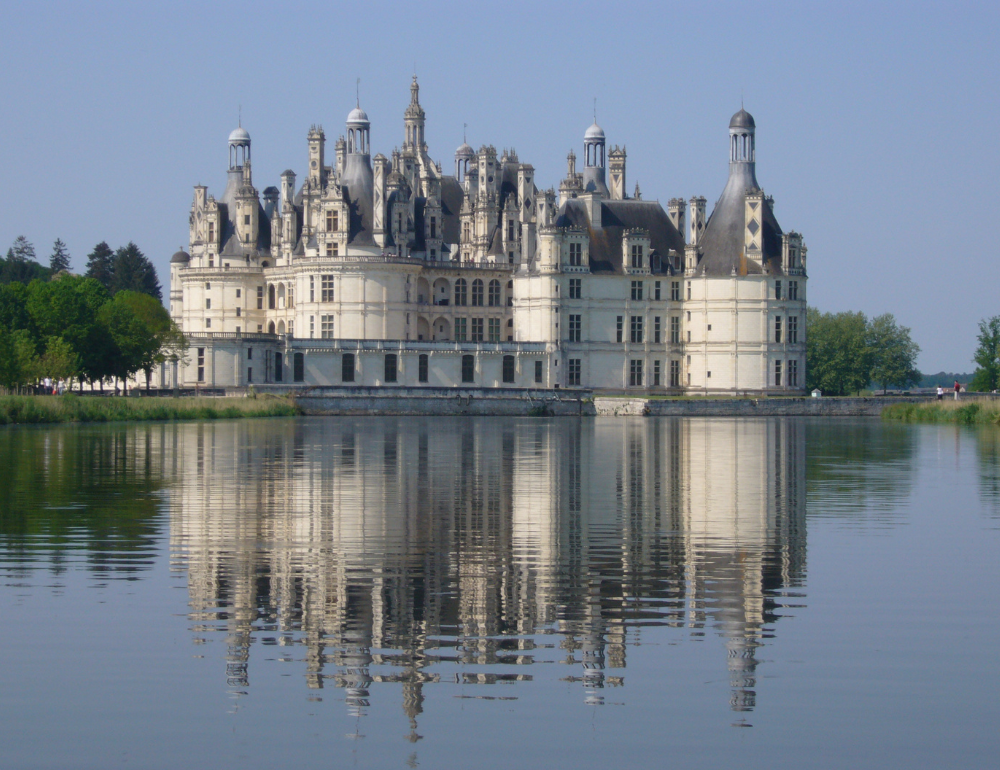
919, 372, 974, 389
1, 237, 179, 393
1, 236, 161, 300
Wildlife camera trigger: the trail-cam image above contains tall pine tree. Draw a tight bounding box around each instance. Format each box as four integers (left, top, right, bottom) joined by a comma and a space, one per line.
111, 242, 161, 301
85, 241, 115, 290
50, 239, 71, 273
9, 236, 36, 263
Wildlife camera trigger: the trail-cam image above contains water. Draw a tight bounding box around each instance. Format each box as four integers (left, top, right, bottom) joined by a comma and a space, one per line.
0, 417, 997, 769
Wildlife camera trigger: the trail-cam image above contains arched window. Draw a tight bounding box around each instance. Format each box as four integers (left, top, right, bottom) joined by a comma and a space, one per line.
268, 284, 276, 310
455, 278, 468, 306
488, 279, 501, 307
471, 279, 484, 306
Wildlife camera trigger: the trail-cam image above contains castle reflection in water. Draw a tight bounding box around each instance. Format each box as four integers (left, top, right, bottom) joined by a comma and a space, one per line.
168, 416, 806, 724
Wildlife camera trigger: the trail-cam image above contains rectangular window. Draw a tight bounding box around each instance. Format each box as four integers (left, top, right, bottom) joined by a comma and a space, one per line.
789, 359, 799, 387
569, 314, 582, 342
418, 354, 429, 383
321, 275, 334, 302
568, 242, 582, 266
247, 347, 252, 360
631, 280, 643, 301
247, 367, 252, 383
462, 354, 475, 383
341, 353, 355, 383
384, 354, 398, 383
630, 244, 643, 269
455, 317, 468, 342
205, 318, 211, 329
309, 316, 314, 338
630, 316, 644, 344
654, 281, 661, 301
235, 326, 240, 333
789, 281, 798, 300
616, 316, 623, 343
788, 315, 798, 344
686, 282, 691, 300
775, 280, 782, 300
205, 297, 211, 309
503, 355, 516, 384
654, 316, 661, 344
670, 316, 680, 344
775, 316, 783, 343
506, 219, 515, 242
488, 318, 500, 342
197, 348, 205, 383
569, 278, 582, 299
534, 360, 543, 384
257, 324, 263, 333
775, 359, 783, 387
629, 359, 643, 387
235, 288, 241, 298
208, 222, 215, 242
653, 360, 661, 386
321, 315, 334, 339
471, 318, 484, 342
257, 286, 264, 309
293, 352, 304, 383
431, 216, 438, 239
568, 358, 581, 386
235, 306, 241, 317
670, 359, 680, 388
327, 210, 339, 232
671, 281, 680, 301
309, 276, 315, 302
288, 321, 293, 337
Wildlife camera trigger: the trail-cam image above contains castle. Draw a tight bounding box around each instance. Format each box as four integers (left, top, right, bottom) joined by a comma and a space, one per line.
167, 78, 807, 392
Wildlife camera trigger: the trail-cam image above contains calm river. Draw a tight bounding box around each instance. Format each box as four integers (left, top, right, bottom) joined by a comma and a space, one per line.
1, 416, 998, 768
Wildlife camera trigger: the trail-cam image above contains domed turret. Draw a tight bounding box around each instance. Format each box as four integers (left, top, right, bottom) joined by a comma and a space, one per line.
455, 140, 475, 182
582, 121, 608, 196
729, 108, 756, 129
171, 248, 190, 264
584, 122, 605, 141
228, 125, 250, 169
346, 104, 370, 155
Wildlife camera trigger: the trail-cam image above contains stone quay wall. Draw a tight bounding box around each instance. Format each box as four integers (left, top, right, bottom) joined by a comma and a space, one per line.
242, 385, 936, 417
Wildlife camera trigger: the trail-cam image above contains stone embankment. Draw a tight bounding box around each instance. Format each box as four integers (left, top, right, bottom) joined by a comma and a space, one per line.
251, 386, 934, 417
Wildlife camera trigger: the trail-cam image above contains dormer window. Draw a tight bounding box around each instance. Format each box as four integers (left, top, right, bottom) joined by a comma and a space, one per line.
569, 243, 582, 267
630, 244, 643, 269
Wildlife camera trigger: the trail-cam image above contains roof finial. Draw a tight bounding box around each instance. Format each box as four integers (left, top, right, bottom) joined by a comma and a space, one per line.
238, 103, 241, 128
593, 97, 597, 123
356, 77, 360, 108
463, 122, 467, 143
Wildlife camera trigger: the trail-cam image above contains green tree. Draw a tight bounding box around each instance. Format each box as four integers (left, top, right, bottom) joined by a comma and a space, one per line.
99, 291, 161, 384
111, 242, 161, 300
38, 336, 80, 385
25, 275, 112, 386
112, 291, 184, 389
2, 237, 49, 285
85, 241, 115, 290
970, 316, 1000, 392
806, 308, 872, 396
868, 313, 921, 393
49, 239, 71, 273
9, 236, 35, 263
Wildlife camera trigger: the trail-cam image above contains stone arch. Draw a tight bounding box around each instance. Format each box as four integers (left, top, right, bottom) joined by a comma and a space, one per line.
277, 320, 285, 335
416, 277, 431, 304
417, 316, 431, 340
268, 321, 276, 334
268, 284, 276, 310
432, 277, 450, 305
277, 283, 286, 309
432, 316, 451, 341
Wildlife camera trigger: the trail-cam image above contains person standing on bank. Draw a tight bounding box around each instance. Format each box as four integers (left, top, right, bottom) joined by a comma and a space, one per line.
954, 380, 961, 400
937, 386, 944, 401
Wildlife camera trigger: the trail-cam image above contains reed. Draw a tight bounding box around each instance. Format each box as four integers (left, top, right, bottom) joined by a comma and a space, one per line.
0, 394, 300, 425
882, 398, 1000, 426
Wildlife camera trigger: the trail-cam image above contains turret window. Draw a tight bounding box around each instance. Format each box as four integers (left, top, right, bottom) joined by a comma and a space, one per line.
569, 278, 582, 299
629, 360, 643, 387
430, 217, 437, 239
321, 315, 334, 338
569, 314, 581, 342
327, 211, 339, 232
616, 316, 623, 343
321, 275, 334, 302
775, 316, 783, 343
257, 286, 264, 309
671, 281, 680, 301
631, 281, 643, 301
630, 316, 644, 344
507, 220, 515, 242
788, 316, 798, 344
670, 316, 680, 344
244, 215, 251, 226
775, 280, 783, 300
789, 281, 799, 300
569, 242, 582, 266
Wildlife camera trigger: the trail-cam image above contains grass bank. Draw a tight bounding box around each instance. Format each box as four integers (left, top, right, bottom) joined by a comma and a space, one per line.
0, 394, 300, 425
882, 398, 1000, 426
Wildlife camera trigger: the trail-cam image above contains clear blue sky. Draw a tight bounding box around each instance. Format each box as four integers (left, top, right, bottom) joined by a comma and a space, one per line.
1, 0, 995, 372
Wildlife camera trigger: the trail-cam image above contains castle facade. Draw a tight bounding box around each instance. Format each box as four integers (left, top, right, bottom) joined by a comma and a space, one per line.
167, 78, 807, 392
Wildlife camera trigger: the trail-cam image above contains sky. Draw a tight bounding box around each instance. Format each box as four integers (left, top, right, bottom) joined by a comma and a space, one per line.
1, 0, 996, 372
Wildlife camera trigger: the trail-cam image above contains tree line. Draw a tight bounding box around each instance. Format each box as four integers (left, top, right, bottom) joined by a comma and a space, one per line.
1, 236, 161, 300
806, 309, 921, 396
0, 238, 181, 393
